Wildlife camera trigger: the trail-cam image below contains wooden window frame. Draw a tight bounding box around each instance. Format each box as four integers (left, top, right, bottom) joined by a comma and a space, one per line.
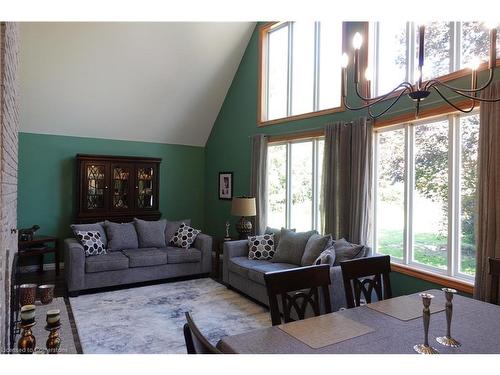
373, 102, 479, 294
258, 22, 346, 127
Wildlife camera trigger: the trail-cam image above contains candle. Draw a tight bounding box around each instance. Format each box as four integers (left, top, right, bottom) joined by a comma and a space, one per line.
489, 27, 497, 69
20, 305, 36, 325
46, 309, 60, 327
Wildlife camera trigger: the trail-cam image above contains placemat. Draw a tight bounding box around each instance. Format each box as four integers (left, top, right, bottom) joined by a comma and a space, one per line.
278, 313, 374, 349
366, 293, 446, 321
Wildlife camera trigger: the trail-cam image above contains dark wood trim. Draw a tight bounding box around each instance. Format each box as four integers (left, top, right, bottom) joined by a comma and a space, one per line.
76, 154, 162, 163
391, 263, 474, 294
268, 129, 325, 144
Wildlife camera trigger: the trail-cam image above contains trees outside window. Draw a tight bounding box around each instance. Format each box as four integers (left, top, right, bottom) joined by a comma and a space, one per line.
374, 113, 479, 280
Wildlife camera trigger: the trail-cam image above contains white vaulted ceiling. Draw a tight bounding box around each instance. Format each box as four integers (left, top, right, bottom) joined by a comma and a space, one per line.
20, 22, 255, 146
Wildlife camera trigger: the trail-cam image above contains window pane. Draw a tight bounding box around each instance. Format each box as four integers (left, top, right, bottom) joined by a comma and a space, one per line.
291, 22, 315, 115
413, 120, 449, 270
267, 25, 289, 120
419, 22, 451, 81
460, 22, 490, 68
372, 22, 407, 96
317, 139, 325, 232
376, 129, 405, 259
290, 141, 313, 231
318, 22, 342, 110
267, 144, 287, 228
459, 114, 479, 276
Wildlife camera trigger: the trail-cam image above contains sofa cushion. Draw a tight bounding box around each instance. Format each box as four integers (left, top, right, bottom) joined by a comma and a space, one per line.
169, 223, 201, 249
301, 233, 331, 266
122, 248, 168, 268
104, 221, 139, 251
247, 234, 275, 260
333, 238, 366, 266
75, 230, 107, 257
134, 218, 166, 248
227, 257, 270, 279
271, 228, 317, 266
315, 246, 336, 267
85, 252, 129, 273
165, 219, 191, 244
161, 247, 201, 264
265, 227, 295, 248
71, 222, 107, 246
247, 262, 298, 285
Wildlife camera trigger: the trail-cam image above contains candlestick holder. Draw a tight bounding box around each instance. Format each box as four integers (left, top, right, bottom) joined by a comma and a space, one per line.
436, 288, 461, 347
45, 323, 61, 354
413, 293, 439, 354
17, 322, 36, 354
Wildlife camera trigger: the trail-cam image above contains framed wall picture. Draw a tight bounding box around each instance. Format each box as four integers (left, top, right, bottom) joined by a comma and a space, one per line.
218, 172, 233, 200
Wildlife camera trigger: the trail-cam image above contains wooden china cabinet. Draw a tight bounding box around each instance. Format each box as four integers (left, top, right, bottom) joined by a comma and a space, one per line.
75, 154, 161, 223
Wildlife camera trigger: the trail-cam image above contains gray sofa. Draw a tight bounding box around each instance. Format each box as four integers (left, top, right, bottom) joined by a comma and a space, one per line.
65, 231, 212, 296
223, 240, 371, 312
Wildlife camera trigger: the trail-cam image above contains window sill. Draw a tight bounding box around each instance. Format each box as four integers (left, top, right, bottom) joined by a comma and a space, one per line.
391, 263, 474, 295
258, 106, 345, 127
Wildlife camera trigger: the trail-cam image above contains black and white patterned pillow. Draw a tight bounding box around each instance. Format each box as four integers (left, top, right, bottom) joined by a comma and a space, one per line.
75, 230, 107, 257
169, 223, 201, 249
248, 234, 275, 260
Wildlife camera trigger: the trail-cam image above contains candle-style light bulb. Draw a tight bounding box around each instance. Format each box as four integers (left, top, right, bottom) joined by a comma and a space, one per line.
365, 66, 373, 82
470, 57, 481, 71
484, 20, 498, 30
341, 53, 349, 68
352, 32, 363, 50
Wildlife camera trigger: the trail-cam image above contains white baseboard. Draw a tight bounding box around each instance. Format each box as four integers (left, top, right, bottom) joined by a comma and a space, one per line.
19, 263, 64, 274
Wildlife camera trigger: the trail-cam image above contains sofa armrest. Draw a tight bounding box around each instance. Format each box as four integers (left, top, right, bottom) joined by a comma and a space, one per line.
329, 265, 347, 312
194, 233, 212, 274
223, 240, 248, 283
64, 238, 86, 293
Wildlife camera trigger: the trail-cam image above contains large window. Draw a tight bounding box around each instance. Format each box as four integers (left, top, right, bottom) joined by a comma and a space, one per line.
369, 22, 500, 96
267, 137, 324, 232
260, 22, 344, 124
374, 112, 479, 281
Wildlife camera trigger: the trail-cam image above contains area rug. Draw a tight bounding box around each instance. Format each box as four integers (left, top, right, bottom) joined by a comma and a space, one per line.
69, 278, 271, 353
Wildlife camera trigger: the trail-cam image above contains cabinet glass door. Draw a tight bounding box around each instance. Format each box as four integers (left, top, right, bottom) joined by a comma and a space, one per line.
136, 166, 155, 209
85, 164, 106, 210
112, 165, 132, 210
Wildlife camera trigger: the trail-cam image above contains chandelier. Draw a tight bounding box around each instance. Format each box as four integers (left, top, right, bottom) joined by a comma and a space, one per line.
341, 23, 500, 119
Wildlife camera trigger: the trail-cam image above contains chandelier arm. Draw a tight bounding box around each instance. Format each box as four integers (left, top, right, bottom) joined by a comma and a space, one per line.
354, 81, 414, 104
424, 69, 494, 93
343, 86, 411, 112
431, 86, 477, 113
441, 88, 500, 102
366, 88, 411, 119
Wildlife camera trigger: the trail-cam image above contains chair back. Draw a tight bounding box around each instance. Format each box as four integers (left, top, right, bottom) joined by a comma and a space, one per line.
340, 255, 392, 308
264, 264, 332, 326
489, 257, 500, 305
183, 312, 222, 354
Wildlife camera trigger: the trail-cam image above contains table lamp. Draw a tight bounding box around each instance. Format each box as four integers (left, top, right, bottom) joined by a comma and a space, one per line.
231, 197, 256, 239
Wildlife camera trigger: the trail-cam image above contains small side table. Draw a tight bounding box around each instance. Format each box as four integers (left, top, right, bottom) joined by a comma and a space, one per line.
18, 236, 60, 278
213, 238, 234, 280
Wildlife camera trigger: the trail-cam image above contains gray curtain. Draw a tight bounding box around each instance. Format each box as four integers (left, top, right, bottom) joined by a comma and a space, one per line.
250, 134, 268, 235
474, 81, 500, 302
321, 117, 373, 245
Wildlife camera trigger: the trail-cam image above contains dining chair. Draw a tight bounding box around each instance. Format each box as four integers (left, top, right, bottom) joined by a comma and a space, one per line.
183, 312, 222, 354
263, 264, 332, 326
489, 257, 500, 305
340, 255, 392, 309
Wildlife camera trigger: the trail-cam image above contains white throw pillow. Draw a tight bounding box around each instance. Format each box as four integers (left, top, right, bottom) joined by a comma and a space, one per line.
248, 234, 275, 260
75, 230, 107, 257
169, 223, 201, 249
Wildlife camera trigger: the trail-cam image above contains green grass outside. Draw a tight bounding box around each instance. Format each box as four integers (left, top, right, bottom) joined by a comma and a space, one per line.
377, 229, 475, 276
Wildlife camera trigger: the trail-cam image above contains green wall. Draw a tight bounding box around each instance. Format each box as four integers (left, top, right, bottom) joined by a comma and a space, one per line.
204, 22, 491, 294
18, 132, 205, 262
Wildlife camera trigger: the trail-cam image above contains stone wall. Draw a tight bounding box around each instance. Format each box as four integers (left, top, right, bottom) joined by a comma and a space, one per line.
0, 22, 20, 352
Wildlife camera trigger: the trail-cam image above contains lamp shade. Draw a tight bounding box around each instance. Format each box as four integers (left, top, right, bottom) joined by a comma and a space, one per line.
231, 197, 256, 217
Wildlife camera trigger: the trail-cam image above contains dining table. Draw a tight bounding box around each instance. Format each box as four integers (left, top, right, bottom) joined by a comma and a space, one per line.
216, 289, 500, 354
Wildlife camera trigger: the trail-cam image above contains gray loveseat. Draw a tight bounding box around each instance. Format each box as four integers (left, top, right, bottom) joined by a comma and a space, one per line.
223, 239, 371, 312
65, 220, 212, 296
